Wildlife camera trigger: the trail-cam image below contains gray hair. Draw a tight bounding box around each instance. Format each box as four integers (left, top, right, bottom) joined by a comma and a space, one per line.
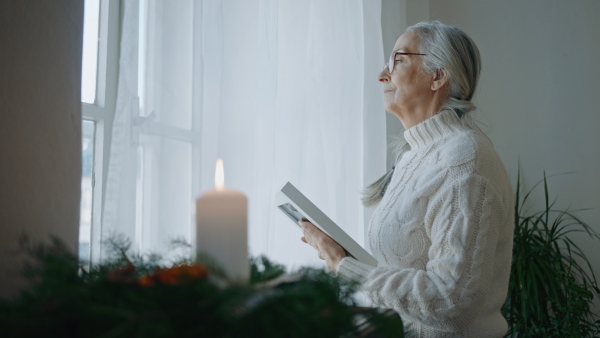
362, 136, 410, 207
408, 21, 481, 118
362, 21, 481, 207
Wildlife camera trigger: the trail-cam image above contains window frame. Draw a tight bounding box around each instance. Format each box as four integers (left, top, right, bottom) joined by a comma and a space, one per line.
81, 0, 121, 264
131, 0, 202, 255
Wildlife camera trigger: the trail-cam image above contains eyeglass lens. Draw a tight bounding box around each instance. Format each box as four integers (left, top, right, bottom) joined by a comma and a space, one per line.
384, 52, 426, 74
386, 53, 399, 74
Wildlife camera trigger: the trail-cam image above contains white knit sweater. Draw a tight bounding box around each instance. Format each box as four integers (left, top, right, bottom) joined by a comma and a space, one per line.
338, 110, 514, 338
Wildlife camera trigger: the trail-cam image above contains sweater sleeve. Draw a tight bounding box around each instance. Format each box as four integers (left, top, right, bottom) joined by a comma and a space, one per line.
338, 173, 510, 332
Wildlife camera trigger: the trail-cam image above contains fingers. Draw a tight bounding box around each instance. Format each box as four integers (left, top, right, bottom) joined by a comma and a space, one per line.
298, 219, 334, 263
299, 220, 317, 247
299, 220, 320, 237
300, 223, 320, 248
299, 219, 311, 231
300, 221, 333, 249
300, 235, 324, 259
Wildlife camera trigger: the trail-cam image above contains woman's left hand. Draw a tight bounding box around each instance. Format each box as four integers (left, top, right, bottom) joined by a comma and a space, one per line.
300, 220, 347, 273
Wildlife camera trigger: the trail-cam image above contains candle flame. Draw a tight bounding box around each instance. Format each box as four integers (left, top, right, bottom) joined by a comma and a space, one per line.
215, 158, 224, 191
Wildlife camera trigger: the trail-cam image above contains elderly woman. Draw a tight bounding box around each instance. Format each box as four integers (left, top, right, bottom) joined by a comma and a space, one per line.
300, 21, 514, 337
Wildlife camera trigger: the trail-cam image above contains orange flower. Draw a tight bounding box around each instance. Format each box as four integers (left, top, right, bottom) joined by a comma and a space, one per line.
138, 275, 155, 287
107, 262, 137, 283
183, 264, 209, 279
153, 263, 208, 285
155, 267, 179, 285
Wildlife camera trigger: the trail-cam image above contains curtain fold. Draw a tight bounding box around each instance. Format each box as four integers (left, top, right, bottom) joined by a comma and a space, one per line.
101, 0, 139, 259
102, 0, 386, 269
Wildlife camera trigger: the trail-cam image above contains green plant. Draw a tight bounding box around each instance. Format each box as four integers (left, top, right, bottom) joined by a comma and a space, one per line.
0, 236, 404, 338
502, 171, 600, 337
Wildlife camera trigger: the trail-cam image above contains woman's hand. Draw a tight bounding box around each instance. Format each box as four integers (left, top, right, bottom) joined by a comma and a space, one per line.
300, 220, 347, 273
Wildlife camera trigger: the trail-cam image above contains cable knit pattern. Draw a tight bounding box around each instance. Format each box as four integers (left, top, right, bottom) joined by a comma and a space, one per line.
337, 110, 514, 337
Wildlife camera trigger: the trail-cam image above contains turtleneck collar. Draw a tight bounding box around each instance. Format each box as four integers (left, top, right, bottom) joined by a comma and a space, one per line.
403, 109, 466, 149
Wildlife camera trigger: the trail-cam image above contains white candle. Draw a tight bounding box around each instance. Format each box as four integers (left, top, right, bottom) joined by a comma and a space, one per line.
196, 159, 248, 281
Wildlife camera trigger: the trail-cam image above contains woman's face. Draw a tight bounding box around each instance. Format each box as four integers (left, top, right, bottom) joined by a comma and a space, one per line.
378, 32, 433, 119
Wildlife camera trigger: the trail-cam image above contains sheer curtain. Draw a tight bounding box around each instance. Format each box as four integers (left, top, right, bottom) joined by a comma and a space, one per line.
101, 0, 386, 269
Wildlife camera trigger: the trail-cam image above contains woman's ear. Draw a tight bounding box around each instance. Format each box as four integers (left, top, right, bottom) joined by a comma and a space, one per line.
431, 69, 449, 91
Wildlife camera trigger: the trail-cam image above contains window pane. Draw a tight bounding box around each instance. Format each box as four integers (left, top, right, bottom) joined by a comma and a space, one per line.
137, 134, 192, 259
81, 0, 100, 104
139, 1, 193, 129
80, 120, 95, 262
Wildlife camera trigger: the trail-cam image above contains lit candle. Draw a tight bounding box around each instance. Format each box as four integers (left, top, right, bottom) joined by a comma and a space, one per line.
196, 159, 248, 281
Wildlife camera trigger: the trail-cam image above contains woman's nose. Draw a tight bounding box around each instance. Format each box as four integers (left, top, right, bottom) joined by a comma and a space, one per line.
378, 67, 390, 82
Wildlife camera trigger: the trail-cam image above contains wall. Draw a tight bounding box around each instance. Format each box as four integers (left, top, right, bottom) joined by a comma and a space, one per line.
382, 0, 600, 310
0, 0, 83, 298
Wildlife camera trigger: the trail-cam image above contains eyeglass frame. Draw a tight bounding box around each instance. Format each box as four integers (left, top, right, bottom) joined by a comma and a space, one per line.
384, 51, 427, 74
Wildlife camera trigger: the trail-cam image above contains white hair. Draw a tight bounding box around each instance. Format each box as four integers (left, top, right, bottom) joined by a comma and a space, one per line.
362, 21, 482, 207
407, 20, 482, 118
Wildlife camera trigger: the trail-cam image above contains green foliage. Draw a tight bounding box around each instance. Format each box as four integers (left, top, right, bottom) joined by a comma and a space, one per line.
502, 171, 600, 337
250, 256, 286, 284
0, 237, 403, 338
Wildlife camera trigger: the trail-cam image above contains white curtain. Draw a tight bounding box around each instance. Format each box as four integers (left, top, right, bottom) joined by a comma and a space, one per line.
102, 0, 386, 270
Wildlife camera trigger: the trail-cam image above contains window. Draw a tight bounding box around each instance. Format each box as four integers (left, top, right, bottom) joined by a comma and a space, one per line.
81, 0, 100, 104
80, 120, 95, 262
80, 0, 120, 263
129, 0, 199, 258
79, 1, 384, 269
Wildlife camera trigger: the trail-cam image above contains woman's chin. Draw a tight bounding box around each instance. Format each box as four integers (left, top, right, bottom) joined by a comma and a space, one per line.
383, 102, 398, 114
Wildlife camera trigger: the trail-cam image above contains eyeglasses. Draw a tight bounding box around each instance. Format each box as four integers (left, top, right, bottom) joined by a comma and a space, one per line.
384, 51, 427, 74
